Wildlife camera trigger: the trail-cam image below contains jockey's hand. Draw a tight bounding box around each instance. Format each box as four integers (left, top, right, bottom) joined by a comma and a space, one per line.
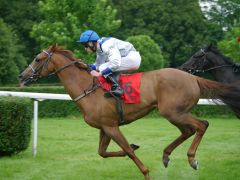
90, 70, 102, 77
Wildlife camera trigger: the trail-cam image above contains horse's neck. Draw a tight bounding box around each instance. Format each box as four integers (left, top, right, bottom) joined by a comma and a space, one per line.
213, 70, 239, 83
209, 54, 238, 83
53, 58, 93, 100
210, 54, 224, 66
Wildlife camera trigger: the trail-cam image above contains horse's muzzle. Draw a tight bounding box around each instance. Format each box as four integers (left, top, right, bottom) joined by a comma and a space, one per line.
19, 75, 35, 87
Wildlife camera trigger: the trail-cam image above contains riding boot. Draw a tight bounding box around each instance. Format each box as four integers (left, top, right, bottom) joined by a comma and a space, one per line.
105, 74, 124, 97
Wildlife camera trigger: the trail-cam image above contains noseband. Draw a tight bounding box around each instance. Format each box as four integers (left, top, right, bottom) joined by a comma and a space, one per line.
26, 50, 53, 83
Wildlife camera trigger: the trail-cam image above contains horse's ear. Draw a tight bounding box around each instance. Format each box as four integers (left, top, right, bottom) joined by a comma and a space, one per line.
206, 43, 213, 51
50, 43, 58, 52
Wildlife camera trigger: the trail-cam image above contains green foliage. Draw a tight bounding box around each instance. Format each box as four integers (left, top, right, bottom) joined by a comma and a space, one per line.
0, 97, 32, 156
31, 0, 121, 63
218, 27, 240, 62
126, 35, 164, 71
192, 105, 235, 118
158, 0, 222, 67
200, 0, 240, 30
0, 0, 40, 62
0, 19, 27, 85
111, 0, 222, 67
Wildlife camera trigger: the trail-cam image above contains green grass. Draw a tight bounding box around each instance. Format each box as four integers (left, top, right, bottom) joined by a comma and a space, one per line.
1, 117, 240, 180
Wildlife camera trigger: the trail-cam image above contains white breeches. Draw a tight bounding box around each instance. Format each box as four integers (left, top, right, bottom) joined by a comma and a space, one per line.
99, 51, 141, 75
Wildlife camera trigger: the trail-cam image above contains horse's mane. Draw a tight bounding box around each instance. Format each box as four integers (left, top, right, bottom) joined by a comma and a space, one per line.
52, 45, 83, 62
50, 44, 88, 70
208, 45, 235, 65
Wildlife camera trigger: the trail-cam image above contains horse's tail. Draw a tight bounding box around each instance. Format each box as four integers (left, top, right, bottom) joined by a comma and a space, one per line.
196, 77, 240, 118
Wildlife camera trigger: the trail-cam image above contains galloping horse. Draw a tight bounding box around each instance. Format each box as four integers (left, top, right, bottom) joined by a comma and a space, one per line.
179, 44, 240, 83
19, 44, 240, 179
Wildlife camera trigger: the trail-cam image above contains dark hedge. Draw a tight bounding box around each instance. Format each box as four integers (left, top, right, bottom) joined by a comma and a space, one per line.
0, 97, 32, 156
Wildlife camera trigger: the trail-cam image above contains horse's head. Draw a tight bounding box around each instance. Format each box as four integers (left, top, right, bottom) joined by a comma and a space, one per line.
19, 44, 58, 86
179, 44, 215, 74
19, 44, 88, 86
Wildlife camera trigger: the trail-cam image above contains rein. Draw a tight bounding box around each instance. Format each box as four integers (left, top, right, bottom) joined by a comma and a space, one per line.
48, 60, 80, 77
193, 64, 233, 74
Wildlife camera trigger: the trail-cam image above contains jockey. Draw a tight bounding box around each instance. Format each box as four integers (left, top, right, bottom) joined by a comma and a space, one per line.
78, 30, 141, 97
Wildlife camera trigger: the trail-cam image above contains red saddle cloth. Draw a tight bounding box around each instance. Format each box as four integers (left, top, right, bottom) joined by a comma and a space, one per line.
97, 73, 143, 104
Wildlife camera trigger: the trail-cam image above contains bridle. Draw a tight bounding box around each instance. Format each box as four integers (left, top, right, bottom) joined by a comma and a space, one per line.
27, 50, 53, 82
26, 49, 99, 101
27, 50, 87, 81
187, 49, 234, 74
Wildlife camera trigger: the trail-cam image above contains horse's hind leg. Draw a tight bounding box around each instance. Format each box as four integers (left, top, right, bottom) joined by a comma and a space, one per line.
161, 113, 208, 170
162, 114, 196, 168
187, 117, 209, 169
98, 129, 139, 158
102, 126, 150, 180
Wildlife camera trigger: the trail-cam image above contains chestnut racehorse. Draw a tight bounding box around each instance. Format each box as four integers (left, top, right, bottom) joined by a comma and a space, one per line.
19, 44, 240, 179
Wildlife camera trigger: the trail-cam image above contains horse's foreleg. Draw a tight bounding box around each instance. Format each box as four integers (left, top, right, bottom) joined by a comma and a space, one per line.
102, 126, 150, 180
187, 119, 209, 170
98, 129, 139, 158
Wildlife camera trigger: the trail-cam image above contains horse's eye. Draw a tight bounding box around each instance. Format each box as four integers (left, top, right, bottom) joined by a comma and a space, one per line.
35, 58, 40, 62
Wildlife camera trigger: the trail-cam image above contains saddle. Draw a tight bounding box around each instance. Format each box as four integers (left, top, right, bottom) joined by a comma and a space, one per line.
97, 73, 143, 125
97, 73, 142, 103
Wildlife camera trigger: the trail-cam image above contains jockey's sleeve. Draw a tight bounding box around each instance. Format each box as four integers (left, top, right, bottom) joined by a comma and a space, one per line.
95, 54, 106, 70
103, 45, 121, 71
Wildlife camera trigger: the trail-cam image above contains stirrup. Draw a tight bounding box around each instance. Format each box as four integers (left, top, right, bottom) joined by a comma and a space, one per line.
104, 88, 124, 98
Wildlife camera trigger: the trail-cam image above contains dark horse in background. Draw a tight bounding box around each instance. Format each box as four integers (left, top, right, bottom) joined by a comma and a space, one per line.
179, 44, 240, 83
19, 44, 240, 179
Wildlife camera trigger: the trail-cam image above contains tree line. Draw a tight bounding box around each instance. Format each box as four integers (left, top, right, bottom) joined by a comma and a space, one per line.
0, 0, 239, 85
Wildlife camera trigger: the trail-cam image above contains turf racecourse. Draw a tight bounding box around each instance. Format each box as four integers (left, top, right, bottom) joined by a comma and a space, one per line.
1, 117, 240, 180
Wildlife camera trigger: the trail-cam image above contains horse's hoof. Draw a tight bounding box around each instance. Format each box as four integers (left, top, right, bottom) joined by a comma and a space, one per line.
130, 144, 140, 150
163, 157, 170, 168
144, 170, 150, 180
144, 174, 150, 180
190, 160, 199, 170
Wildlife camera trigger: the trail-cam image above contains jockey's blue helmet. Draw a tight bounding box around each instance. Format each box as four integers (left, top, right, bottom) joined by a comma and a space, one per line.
78, 30, 100, 43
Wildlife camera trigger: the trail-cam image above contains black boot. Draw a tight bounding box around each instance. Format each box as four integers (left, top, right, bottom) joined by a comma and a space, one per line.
105, 74, 124, 97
